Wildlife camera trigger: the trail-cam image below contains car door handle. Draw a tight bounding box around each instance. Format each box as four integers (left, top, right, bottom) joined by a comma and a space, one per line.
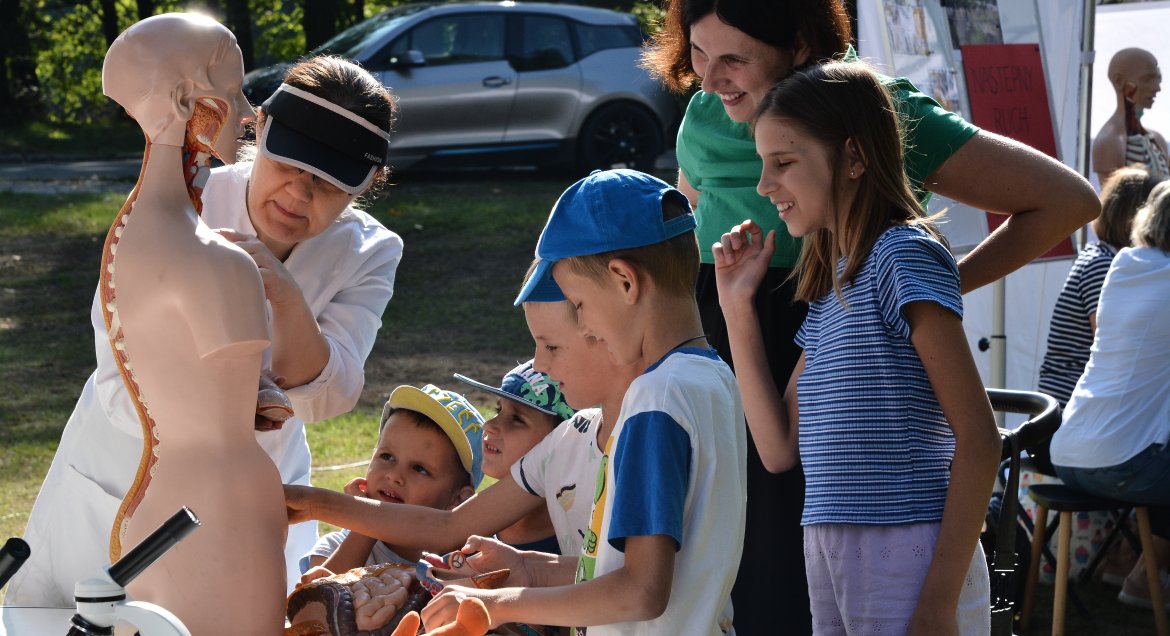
482, 76, 511, 88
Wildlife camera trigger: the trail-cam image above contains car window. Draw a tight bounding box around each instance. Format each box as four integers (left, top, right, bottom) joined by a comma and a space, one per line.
310, 4, 430, 59
512, 15, 574, 72
398, 14, 507, 66
573, 23, 643, 59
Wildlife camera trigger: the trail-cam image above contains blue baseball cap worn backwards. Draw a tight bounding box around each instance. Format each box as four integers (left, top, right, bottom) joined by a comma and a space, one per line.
514, 169, 695, 305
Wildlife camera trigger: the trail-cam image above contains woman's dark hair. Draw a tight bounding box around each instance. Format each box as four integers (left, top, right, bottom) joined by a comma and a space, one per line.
255, 55, 398, 196
642, 0, 852, 93
753, 61, 943, 302
1095, 165, 1162, 248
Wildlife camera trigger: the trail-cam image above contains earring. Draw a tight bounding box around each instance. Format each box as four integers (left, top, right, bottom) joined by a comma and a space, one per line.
850, 170, 855, 178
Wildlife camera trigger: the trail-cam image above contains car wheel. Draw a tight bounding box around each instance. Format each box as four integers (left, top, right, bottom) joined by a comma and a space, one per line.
576, 102, 663, 174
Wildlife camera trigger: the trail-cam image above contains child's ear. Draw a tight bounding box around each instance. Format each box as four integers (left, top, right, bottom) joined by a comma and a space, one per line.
606, 257, 641, 304
843, 137, 866, 179
448, 484, 476, 509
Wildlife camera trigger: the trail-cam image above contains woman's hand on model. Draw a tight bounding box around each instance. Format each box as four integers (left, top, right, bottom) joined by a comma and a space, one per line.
215, 228, 302, 307
215, 227, 330, 388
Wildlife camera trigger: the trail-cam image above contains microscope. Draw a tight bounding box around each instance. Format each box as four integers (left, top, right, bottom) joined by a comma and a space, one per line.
0, 537, 31, 591
66, 507, 199, 636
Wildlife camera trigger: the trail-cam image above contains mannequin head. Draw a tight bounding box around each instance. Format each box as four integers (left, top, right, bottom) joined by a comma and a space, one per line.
1108, 47, 1162, 111
103, 13, 253, 155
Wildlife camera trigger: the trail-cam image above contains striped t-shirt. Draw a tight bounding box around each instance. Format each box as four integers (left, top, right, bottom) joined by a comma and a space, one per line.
796, 225, 962, 526
1038, 242, 1117, 407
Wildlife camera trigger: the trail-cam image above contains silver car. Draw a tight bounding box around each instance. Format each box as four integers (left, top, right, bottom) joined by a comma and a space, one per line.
243, 1, 679, 174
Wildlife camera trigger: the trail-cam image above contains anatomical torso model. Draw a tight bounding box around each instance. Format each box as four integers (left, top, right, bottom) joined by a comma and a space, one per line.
100, 13, 286, 633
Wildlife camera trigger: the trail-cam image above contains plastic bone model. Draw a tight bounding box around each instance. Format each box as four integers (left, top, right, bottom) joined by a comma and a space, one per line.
99, 13, 287, 633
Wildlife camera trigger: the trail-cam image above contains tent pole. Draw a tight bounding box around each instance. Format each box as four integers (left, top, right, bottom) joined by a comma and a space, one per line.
991, 278, 1006, 426
1077, 0, 1096, 248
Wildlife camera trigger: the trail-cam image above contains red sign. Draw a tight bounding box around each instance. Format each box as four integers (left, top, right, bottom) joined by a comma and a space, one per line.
961, 43, 1075, 259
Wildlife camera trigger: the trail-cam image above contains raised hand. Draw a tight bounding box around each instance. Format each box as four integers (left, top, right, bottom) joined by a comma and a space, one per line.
712, 220, 776, 313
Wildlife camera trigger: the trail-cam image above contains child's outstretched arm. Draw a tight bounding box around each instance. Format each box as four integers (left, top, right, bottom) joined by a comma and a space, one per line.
903, 301, 1001, 635
713, 220, 801, 472
420, 534, 676, 630
285, 474, 545, 553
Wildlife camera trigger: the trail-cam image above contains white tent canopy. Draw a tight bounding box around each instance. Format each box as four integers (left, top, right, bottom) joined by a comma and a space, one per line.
854, 1, 1137, 421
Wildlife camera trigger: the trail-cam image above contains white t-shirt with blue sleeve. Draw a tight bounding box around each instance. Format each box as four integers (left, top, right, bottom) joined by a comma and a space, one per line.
797, 224, 962, 526
589, 347, 746, 636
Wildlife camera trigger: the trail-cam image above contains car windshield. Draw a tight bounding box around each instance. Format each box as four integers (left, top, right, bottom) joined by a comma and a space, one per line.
310, 4, 432, 58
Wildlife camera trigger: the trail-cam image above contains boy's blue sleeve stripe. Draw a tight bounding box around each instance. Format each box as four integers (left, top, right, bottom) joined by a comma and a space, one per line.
607, 411, 691, 552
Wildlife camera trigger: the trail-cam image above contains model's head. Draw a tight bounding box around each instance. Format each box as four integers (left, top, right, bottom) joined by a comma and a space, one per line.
1108, 47, 1161, 110
642, 0, 850, 120
1132, 180, 1170, 252
103, 13, 253, 157
1096, 165, 1163, 248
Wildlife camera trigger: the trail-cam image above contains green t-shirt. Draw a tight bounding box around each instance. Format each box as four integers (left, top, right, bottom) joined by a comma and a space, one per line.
677, 50, 980, 267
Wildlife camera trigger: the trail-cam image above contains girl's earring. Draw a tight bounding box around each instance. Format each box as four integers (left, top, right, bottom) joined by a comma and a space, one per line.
850, 170, 855, 178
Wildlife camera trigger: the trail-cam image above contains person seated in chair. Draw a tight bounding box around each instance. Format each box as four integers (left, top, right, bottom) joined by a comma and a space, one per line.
1050, 181, 1170, 609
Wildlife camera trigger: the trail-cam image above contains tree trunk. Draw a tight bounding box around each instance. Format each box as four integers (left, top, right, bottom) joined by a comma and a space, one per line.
99, 0, 120, 47
303, 0, 341, 52
136, 0, 155, 22
0, 0, 41, 120
223, 0, 255, 70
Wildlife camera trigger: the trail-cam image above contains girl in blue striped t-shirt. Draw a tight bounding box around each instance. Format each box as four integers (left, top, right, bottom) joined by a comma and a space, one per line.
713, 61, 1002, 635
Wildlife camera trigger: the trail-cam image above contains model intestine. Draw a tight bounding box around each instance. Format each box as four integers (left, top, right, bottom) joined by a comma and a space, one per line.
285, 557, 506, 636
285, 563, 431, 636
100, 13, 286, 634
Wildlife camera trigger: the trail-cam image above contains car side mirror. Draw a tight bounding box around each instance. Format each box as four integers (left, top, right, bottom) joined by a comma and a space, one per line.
389, 49, 426, 69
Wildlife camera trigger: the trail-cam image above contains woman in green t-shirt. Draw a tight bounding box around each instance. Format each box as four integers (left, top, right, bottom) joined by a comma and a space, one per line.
640, 1, 1099, 634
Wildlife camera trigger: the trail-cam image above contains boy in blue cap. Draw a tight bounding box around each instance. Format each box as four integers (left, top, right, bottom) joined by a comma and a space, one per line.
425, 169, 747, 635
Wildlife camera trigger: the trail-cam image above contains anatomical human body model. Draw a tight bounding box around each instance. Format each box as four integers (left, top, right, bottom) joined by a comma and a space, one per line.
99, 13, 286, 633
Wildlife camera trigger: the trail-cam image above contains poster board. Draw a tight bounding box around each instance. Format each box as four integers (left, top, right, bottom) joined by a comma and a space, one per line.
961, 43, 1075, 259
